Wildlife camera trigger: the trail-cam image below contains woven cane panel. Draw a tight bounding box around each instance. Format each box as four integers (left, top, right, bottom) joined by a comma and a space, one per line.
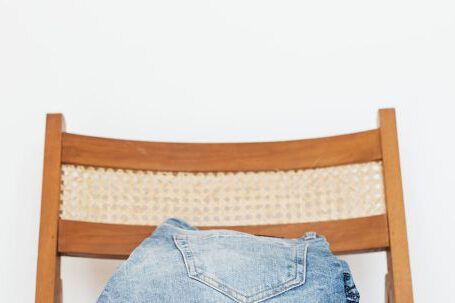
60, 161, 386, 226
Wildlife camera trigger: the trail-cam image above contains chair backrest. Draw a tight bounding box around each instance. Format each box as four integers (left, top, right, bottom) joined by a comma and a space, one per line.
35, 108, 413, 303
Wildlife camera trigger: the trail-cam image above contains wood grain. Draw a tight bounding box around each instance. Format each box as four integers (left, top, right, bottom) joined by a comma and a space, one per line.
35, 108, 415, 302
58, 215, 389, 258
35, 114, 65, 303
379, 108, 414, 303
61, 129, 382, 172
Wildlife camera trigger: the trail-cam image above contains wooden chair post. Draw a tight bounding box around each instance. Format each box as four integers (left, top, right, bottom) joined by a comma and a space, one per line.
378, 108, 414, 303
34, 109, 415, 302
35, 114, 65, 303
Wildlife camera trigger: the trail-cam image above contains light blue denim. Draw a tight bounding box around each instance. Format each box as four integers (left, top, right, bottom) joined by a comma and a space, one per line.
97, 218, 360, 303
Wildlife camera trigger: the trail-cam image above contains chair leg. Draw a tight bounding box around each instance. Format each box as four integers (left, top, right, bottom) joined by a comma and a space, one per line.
55, 257, 63, 303
385, 273, 392, 303
385, 273, 388, 303
56, 278, 63, 303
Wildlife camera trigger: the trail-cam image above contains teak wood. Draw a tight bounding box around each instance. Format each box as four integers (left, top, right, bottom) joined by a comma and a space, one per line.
379, 110, 414, 302
35, 114, 65, 303
58, 215, 389, 259
61, 128, 381, 172
35, 108, 414, 302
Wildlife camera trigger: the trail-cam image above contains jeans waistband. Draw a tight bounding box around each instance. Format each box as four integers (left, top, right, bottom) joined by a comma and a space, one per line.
159, 217, 327, 245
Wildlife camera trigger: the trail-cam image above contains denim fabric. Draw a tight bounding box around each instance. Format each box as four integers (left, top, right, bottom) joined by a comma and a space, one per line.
97, 218, 360, 303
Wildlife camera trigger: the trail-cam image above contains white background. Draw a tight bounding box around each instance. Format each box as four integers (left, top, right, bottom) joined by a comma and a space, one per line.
1, 1, 454, 302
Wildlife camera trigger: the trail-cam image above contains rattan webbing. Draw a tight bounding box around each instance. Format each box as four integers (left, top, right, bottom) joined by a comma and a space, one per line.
60, 161, 385, 226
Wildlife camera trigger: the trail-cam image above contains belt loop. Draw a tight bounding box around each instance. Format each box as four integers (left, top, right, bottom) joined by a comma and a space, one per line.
305, 231, 317, 239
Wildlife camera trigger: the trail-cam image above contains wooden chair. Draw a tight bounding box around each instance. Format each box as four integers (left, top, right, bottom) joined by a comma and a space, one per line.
35, 108, 413, 303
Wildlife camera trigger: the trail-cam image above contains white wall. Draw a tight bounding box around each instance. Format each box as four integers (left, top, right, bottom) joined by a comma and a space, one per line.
1, 1, 454, 302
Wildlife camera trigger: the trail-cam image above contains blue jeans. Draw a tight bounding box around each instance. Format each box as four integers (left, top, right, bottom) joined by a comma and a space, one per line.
97, 218, 360, 303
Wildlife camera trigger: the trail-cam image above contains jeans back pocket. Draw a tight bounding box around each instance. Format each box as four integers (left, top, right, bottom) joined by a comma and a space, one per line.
173, 233, 308, 303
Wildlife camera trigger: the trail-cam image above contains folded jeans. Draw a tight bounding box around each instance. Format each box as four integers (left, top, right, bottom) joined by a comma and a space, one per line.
97, 218, 360, 303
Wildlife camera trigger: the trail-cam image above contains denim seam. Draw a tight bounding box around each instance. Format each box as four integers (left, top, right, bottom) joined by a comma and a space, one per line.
186, 234, 299, 248
194, 243, 303, 299
173, 235, 198, 275
190, 246, 305, 303
173, 234, 308, 303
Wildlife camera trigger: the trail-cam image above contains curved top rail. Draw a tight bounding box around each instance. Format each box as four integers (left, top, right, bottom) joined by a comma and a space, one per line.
61, 128, 382, 172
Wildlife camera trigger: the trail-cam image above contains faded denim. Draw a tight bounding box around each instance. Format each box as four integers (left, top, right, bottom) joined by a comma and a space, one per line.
97, 218, 360, 303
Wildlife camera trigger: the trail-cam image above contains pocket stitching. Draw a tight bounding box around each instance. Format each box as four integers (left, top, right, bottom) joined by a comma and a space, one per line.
188, 234, 297, 248
173, 234, 308, 303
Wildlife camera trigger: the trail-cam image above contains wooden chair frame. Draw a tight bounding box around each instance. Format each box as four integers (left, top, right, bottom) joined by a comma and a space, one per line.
35, 108, 413, 302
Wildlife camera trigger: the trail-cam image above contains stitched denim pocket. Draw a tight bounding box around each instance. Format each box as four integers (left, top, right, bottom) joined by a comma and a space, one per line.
173, 233, 308, 303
